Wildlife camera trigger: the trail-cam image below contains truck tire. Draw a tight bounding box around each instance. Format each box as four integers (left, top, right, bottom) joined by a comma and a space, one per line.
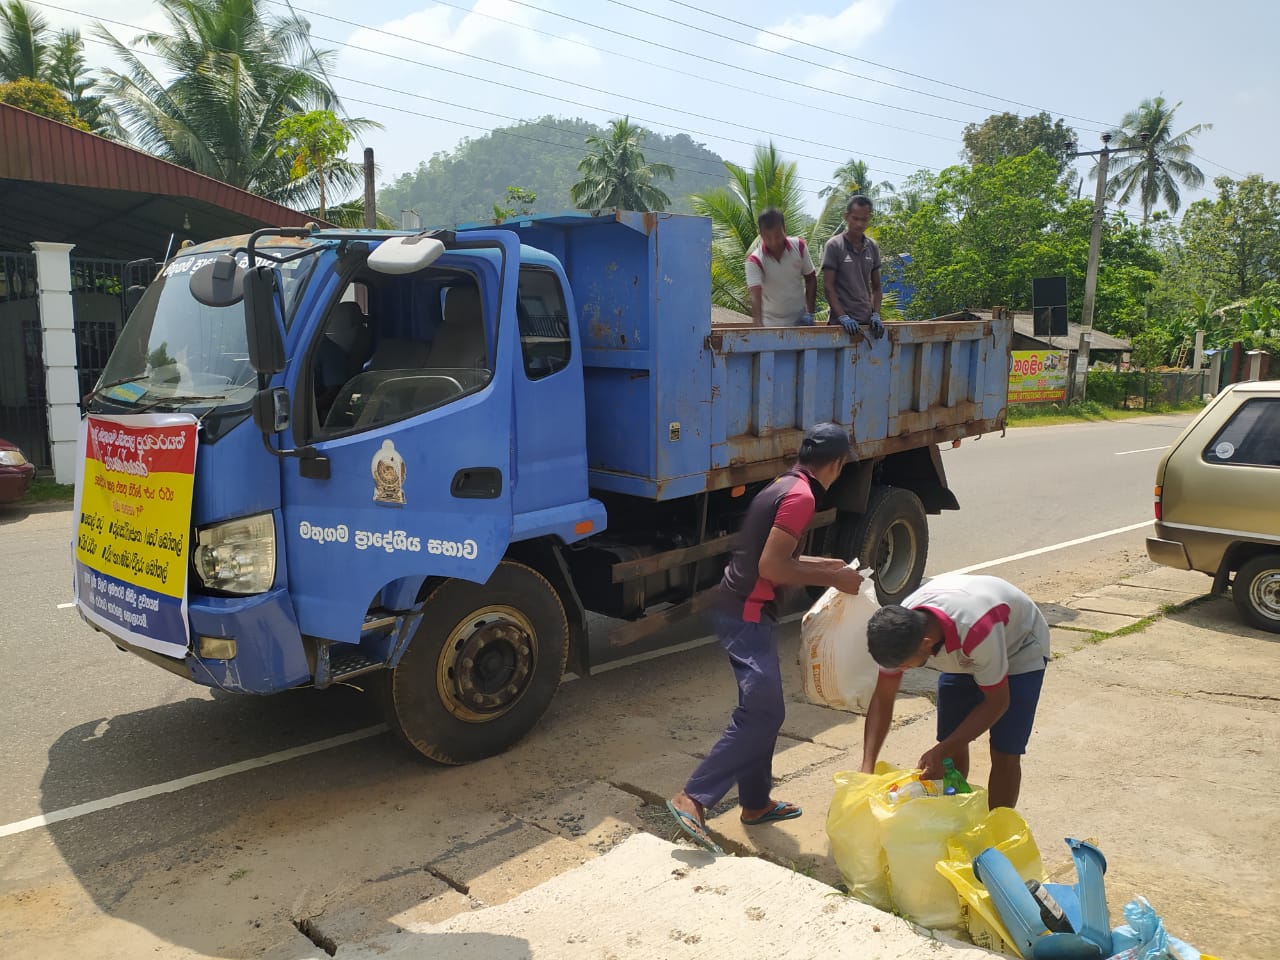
1233, 553, 1280, 634
383, 560, 569, 764
848, 486, 929, 606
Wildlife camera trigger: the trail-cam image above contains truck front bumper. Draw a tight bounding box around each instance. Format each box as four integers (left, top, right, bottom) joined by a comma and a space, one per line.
89, 587, 312, 694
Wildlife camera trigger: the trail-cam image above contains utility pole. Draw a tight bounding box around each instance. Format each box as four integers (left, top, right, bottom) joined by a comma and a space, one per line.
363, 147, 376, 229
1069, 132, 1148, 401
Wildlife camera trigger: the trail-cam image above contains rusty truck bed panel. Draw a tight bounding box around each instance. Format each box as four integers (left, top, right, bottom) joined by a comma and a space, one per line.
507, 214, 1009, 501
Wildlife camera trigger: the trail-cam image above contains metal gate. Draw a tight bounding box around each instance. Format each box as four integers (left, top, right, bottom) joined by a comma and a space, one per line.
0, 254, 131, 472
71, 258, 131, 401
0, 252, 48, 469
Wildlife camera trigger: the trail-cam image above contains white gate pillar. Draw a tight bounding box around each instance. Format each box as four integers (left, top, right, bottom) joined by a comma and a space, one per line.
32, 241, 79, 484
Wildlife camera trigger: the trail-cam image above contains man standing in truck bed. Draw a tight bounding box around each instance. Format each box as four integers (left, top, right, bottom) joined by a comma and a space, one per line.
745, 208, 817, 327
823, 195, 885, 340
666, 424, 864, 853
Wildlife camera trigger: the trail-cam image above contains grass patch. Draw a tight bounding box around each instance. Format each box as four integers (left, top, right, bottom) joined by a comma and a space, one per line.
23, 478, 75, 504
1008, 400, 1204, 428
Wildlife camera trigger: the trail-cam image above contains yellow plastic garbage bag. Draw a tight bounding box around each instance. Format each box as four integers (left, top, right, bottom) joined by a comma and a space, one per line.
826, 763, 902, 911
936, 808, 1044, 957
870, 783, 990, 931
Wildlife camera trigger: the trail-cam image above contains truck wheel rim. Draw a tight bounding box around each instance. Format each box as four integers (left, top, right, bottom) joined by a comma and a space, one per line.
875, 519, 918, 596
1250, 569, 1280, 622
437, 605, 538, 723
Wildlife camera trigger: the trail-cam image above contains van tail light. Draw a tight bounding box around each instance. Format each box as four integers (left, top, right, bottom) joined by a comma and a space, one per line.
1153, 485, 1163, 521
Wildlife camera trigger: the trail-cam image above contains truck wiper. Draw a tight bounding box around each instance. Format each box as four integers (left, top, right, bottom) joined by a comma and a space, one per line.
132, 393, 227, 413
82, 374, 147, 406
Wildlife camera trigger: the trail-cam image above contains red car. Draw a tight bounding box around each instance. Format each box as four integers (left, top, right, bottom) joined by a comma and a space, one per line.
0, 437, 37, 503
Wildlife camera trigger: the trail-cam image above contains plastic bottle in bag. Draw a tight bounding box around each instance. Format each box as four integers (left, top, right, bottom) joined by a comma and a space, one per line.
885, 775, 943, 804
943, 758, 973, 794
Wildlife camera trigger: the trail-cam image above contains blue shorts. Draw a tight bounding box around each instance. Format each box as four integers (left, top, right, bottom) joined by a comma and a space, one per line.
936, 669, 1045, 755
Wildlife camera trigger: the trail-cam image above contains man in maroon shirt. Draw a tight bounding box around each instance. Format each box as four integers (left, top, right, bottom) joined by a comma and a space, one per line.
667, 423, 865, 853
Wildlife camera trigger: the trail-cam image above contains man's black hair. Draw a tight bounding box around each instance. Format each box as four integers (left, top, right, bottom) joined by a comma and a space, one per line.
845, 195, 874, 214
757, 207, 785, 230
867, 605, 929, 668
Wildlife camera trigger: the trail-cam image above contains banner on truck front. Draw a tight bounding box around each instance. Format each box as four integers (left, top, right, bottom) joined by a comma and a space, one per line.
73, 414, 198, 659
1008, 350, 1068, 403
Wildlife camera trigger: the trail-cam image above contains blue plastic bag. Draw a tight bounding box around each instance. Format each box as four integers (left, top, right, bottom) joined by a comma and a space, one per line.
1107, 898, 1200, 960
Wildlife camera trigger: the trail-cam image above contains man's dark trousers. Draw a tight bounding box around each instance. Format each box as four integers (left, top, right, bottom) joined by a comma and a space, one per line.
683, 613, 785, 811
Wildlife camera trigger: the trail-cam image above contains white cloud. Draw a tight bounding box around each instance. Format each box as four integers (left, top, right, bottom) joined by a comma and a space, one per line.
757, 0, 898, 53
345, 0, 600, 75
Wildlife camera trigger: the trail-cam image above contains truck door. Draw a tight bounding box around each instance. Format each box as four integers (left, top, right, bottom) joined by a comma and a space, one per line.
279, 237, 518, 643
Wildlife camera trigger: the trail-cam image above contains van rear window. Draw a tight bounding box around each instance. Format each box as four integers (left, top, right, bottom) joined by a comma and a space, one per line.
1203, 398, 1280, 467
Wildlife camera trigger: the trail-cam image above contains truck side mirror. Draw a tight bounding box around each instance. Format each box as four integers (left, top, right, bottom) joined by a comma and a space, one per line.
244, 265, 286, 374
252, 387, 290, 434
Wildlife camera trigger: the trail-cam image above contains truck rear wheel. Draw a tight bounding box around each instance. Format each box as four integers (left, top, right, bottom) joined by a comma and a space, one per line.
848, 486, 929, 605
383, 560, 569, 764
1233, 553, 1280, 634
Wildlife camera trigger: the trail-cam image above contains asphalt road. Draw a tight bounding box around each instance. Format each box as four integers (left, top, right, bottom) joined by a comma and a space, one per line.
0, 414, 1194, 834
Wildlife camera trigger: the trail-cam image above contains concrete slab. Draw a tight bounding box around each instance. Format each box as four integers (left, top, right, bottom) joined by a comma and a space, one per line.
770, 735, 843, 779
1067, 593, 1162, 618
781, 696, 933, 753
513, 781, 645, 854
1106, 583, 1209, 607
425, 815, 593, 907
1051, 608, 1140, 634
1123, 567, 1213, 594
341, 833, 993, 960
609, 749, 702, 805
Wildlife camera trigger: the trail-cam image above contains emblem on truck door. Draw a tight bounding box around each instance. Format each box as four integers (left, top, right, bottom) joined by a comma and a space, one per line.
371, 439, 407, 504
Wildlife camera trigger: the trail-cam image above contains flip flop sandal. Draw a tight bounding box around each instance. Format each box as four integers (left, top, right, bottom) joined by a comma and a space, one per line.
665, 800, 724, 855
741, 800, 803, 825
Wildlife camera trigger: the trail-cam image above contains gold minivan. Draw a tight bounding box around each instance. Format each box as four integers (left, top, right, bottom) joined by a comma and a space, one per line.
1147, 380, 1280, 633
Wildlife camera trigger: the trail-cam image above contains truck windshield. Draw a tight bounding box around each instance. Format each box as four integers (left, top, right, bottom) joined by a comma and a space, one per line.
92, 250, 316, 411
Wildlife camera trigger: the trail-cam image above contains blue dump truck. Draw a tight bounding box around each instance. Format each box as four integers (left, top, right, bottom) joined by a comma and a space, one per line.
74, 211, 1010, 763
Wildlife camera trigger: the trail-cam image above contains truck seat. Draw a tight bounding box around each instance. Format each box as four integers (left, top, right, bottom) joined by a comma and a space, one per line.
368, 337, 432, 371
429, 285, 487, 369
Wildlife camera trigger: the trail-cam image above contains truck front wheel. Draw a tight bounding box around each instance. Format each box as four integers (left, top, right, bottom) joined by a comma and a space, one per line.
847, 486, 929, 605
383, 560, 569, 764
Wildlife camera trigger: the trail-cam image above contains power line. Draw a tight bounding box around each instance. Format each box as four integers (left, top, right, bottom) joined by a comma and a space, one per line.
294, 0, 957, 146
254, 5, 941, 177
75, 31, 834, 199
642, 0, 1113, 129
290, 0, 981, 131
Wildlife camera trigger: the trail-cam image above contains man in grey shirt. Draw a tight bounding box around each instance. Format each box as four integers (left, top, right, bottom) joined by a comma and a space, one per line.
822, 195, 884, 340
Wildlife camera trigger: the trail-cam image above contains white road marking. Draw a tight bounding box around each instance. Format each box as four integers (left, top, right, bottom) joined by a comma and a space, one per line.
1115, 446, 1168, 456
56, 602, 76, 609
940, 520, 1153, 576
3, 519, 1155, 839
0, 725, 385, 840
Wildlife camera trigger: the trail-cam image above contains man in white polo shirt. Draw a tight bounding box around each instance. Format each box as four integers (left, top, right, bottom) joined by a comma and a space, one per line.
858, 574, 1050, 809
745, 208, 816, 327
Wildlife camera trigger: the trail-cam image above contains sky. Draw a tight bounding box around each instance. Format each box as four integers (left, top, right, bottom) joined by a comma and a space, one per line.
35, 0, 1280, 220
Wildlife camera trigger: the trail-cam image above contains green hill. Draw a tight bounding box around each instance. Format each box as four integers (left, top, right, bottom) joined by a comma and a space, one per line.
377, 116, 729, 226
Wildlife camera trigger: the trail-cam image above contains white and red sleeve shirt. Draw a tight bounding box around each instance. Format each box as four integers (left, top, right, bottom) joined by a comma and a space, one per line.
745, 237, 816, 327
898, 574, 1051, 688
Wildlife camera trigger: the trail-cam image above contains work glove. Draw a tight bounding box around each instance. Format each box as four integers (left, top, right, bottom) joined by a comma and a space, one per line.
832, 314, 859, 335
865, 311, 886, 340
797, 311, 815, 326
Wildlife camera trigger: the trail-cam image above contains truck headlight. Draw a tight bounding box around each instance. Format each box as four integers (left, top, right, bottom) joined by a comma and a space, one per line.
193, 513, 276, 594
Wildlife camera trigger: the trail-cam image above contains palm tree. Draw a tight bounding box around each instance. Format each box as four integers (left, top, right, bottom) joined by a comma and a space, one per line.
96, 0, 371, 208
819, 158, 895, 203
0, 1, 118, 134
0, 0, 44, 81
570, 117, 675, 212
43, 30, 122, 137
1100, 96, 1210, 223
